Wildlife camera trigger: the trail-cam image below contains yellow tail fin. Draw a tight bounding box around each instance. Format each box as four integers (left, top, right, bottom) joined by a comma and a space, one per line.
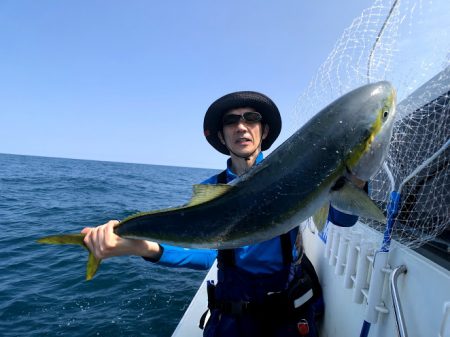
37, 234, 102, 280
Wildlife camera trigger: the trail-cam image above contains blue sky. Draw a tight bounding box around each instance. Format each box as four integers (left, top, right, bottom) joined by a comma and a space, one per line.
0, 1, 374, 169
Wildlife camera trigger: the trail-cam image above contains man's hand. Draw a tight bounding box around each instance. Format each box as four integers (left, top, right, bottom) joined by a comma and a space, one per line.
81, 220, 162, 260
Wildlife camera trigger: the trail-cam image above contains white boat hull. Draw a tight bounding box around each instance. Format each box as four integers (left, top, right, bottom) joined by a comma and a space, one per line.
172, 221, 450, 337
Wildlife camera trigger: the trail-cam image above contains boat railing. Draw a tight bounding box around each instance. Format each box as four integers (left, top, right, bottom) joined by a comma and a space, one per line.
390, 265, 408, 337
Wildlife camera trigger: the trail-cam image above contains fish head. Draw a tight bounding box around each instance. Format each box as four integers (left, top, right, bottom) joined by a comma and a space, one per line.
346, 81, 397, 181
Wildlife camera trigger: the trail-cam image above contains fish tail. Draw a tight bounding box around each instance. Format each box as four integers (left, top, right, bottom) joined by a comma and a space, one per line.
37, 233, 102, 280
86, 251, 102, 281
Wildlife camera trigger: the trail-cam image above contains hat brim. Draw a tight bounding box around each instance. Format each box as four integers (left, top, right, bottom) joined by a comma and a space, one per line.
203, 91, 282, 155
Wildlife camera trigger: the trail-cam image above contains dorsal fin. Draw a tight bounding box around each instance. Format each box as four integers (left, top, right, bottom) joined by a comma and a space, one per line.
188, 184, 232, 206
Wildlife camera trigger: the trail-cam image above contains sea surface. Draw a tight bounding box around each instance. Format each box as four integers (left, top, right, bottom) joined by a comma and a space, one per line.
0, 153, 219, 337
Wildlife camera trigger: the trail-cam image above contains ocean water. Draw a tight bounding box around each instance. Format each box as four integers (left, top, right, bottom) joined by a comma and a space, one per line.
0, 153, 219, 337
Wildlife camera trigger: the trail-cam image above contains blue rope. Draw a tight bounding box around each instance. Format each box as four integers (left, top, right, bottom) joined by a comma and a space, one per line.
360, 320, 371, 337
381, 191, 401, 252
359, 191, 402, 337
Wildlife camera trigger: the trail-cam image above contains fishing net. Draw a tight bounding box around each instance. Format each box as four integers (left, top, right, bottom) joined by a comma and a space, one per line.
292, 0, 450, 250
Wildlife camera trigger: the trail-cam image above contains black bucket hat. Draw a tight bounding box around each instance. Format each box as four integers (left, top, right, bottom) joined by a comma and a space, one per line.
203, 91, 282, 155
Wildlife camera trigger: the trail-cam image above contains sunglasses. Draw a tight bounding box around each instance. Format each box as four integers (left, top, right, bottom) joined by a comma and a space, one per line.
222, 111, 262, 126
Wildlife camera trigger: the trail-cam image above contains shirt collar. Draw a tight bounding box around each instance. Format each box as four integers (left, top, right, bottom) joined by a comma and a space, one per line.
225, 152, 264, 181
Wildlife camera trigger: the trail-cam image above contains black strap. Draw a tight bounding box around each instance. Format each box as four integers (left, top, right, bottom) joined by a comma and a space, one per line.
198, 309, 209, 329
300, 254, 323, 300
216, 169, 237, 268
217, 249, 235, 268
216, 169, 228, 184
280, 232, 293, 264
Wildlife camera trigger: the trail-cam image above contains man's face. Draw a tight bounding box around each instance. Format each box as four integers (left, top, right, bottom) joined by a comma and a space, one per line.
218, 107, 269, 158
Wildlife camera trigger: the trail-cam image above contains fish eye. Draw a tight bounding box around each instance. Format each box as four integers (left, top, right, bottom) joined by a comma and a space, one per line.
383, 110, 389, 120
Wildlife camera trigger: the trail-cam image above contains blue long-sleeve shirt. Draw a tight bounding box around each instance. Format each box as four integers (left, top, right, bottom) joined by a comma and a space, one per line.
145, 153, 358, 273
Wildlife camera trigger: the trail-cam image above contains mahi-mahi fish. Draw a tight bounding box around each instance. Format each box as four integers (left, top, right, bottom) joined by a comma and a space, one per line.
38, 81, 397, 280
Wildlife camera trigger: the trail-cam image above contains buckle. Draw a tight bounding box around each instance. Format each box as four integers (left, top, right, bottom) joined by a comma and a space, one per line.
297, 319, 310, 335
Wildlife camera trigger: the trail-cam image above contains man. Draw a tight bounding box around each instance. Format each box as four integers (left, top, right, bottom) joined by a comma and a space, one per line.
82, 91, 364, 337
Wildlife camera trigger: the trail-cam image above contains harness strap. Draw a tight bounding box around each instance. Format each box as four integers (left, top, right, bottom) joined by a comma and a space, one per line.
216, 169, 236, 268
280, 232, 293, 264
216, 169, 228, 184
217, 249, 235, 268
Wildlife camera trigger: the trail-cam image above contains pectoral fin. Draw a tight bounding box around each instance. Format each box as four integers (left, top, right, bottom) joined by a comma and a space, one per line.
330, 181, 386, 223
37, 233, 102, 281
313, 203, 330, 231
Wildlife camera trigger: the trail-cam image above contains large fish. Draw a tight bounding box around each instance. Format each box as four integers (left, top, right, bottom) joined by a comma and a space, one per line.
38, 81, 397, 280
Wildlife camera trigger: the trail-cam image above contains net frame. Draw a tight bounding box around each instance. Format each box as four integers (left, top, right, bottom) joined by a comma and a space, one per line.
294, 0, 450, 250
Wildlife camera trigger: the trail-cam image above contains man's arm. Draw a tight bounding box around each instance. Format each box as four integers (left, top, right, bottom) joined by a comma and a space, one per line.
82, 220, 216, 270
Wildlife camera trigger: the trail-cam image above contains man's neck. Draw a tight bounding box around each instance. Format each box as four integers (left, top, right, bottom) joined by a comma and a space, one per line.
230, 150, 261, 176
